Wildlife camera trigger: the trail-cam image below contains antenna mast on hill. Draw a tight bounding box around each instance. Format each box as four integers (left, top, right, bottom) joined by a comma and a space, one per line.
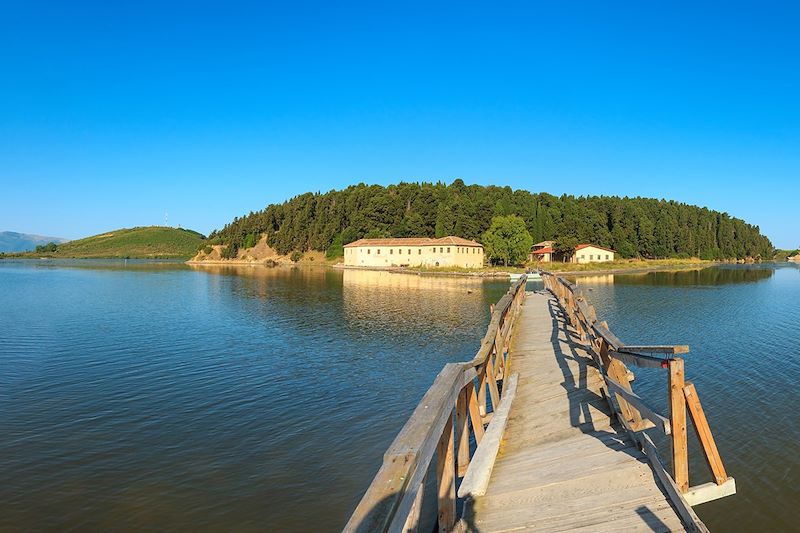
165, 211, 169, 227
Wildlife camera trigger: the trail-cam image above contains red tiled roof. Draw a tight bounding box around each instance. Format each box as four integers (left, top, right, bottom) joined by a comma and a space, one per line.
344, 236, 482, 248
531, 247, 554, 254
575, 243, 616, 253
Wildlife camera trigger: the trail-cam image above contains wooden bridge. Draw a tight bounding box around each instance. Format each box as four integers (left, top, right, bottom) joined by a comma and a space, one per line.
344, 273, 735, 532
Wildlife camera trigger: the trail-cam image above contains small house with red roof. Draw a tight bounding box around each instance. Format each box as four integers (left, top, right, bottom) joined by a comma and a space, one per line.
529, 241, 616, 264
529, 241, 556, 263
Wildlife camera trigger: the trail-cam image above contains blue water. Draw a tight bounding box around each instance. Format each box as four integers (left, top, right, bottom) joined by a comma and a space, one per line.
0, 261, 508, 531
0, 260, 797, 531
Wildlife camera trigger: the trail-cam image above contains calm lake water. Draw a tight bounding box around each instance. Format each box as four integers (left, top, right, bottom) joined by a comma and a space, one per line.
1, 261, 798, 531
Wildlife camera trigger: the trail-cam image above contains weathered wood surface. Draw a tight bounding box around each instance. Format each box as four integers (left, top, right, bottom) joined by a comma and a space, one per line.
465, 292, 689, 532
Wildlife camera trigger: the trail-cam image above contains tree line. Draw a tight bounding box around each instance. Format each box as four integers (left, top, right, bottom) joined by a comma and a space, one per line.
209, 180, 773, 260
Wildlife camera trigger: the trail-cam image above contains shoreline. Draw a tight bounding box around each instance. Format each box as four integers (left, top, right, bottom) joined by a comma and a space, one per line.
550, 262, 719, 277
179, 258, 784, 279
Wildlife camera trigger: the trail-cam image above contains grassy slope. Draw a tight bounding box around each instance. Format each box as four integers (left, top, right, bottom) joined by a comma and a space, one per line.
31, 226, 205, 259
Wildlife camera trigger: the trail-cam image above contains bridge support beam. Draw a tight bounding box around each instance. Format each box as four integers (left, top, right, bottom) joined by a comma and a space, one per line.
669, 359, 689, 493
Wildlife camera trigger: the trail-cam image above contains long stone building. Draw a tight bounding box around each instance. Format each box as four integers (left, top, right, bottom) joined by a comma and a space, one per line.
343, 236, 484, 268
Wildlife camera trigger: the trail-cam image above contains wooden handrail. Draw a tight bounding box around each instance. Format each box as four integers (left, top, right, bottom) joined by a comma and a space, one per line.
539, 270, 734, 513
344, 275, 528, 533
604, 374, 672, 435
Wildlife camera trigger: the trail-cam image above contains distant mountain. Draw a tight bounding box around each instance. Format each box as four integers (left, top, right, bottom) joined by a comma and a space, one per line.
21, 226, 206, 259
0, 231, 68, 253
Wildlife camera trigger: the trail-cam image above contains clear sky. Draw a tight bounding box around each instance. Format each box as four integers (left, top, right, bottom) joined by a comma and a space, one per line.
1, 1, 798, 248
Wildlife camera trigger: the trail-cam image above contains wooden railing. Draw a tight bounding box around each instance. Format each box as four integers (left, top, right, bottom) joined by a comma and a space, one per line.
343, 276, 528, 533
541, 271, 735, 525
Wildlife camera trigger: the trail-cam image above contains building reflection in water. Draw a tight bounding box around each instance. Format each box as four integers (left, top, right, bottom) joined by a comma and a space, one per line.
341, 269, 496, 341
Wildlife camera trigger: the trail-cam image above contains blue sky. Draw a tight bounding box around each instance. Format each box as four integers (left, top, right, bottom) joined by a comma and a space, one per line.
1, 1, 798, 248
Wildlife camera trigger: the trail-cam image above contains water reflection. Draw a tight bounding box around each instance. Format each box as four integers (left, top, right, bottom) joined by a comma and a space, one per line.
0, 258, 190, 272
595, 266, 774, 286
341, 269, 494, 339
572, 274, 615, 285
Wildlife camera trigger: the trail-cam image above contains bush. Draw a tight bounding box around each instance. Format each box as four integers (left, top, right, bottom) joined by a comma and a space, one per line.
220, 242, 238, 259
290, 250, 303, 262
35, 242, 58, 253
202, 245, 213, 255
326, 234, 344, 259
243, 233, 258, 249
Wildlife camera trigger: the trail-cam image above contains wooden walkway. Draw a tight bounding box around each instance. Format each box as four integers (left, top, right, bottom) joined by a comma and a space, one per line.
466, 291, 686, 532
344, 273, 734, 533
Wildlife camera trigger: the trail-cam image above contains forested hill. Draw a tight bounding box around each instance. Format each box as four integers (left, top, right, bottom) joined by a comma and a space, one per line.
210, 181, 773, 260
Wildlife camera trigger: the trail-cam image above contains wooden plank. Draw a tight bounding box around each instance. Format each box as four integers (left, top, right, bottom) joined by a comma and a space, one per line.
385, 364, 462, 460
609, 349, 670, 369
684, 382, 728, 485
576, 298, 596, 326
465, 382, 484, 444
476, 365, 487, 416
342, 455, 413, 533
639, 433, 709, 532
605, 376, 671, 435
435, 411, 455, 532
602, 345, 645, 430
457, 373, 519, 498
485, 356, 501, 412
455, 388, 470, 477
683, 477, 737, 506
401, 476, 425, 533
669, 358, 689, 493
592, 322, 624, 351
622, 344, 690, 354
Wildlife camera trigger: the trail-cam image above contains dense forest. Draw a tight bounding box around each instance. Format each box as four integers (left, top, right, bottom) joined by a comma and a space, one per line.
209, 180, 773, 260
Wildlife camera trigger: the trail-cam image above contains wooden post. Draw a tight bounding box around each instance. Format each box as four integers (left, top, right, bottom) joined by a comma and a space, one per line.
402, 475, 425, 533
494, 328, 506, 380
456, 387, 470, 477
684, 382, 728, 485
485, 357, 501, 411
466, 381, 485, 444
599, 338, 645, 430
477, 366, 488, 416
493, 329, 505, 379
669, 358, 689, 493
436, 412, 456, 532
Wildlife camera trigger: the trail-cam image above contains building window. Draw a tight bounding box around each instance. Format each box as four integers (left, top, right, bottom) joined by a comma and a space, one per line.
447, 247, 450, 253
377, 249, 380, 255
440, 247, 443, 253
589, 255, 593, 260
390, 249, 393, 254
408, 249, 411, 255
606, 254, 610, 260
367, 249, 370, 254
418, 249, 421, 254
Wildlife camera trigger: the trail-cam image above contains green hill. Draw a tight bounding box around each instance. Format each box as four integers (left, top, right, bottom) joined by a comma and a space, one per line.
23, 226, 205, 259
210, 180, 774, 261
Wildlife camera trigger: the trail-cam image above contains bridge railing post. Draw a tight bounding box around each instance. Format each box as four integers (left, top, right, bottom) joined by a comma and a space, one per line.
436, 409, 456, 532
669, 358, 689, 493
